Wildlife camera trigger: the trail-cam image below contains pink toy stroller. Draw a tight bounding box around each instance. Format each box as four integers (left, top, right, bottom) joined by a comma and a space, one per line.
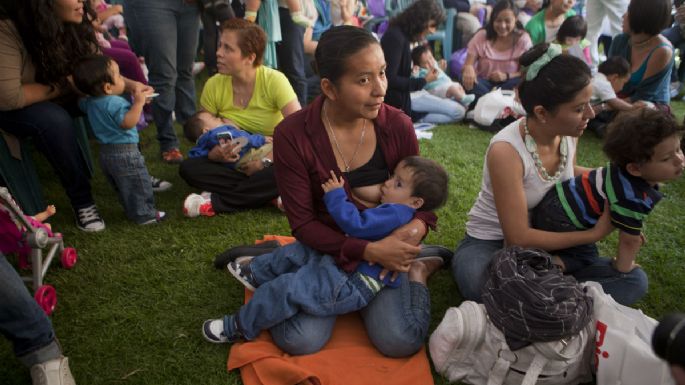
0, 187, 77, 315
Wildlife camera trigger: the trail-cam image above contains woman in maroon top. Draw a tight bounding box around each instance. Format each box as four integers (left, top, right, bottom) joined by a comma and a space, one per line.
272, 26, 442, 356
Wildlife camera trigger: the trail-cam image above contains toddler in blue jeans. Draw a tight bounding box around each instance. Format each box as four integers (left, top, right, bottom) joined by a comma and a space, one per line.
74, 54, 166, 225
202, 156, 448, 343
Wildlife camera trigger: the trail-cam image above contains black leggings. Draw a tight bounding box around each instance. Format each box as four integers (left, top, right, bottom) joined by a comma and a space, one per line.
179, 157, 278, 213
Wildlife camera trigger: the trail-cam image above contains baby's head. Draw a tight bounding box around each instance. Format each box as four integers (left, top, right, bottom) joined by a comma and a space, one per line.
410, 45, 434, 69
381, 156, 449, 211
598, 56, 631, 93
183, 111, 225, 142
556, 15, 587, 47
73, 54, 125, 97
603, 109, 685, 185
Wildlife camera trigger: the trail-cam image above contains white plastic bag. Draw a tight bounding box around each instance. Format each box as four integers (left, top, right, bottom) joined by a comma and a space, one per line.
473, 88, 524, 127
584, 282, 675, 385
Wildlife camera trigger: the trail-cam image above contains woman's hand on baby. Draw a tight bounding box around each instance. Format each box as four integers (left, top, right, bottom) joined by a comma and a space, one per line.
208, 142, 240, 163
438, 59, 447, 71
321, 170, 344, 193
461, 65, 476, 90
489, 71, 507, 82
424, 66, 439, 83
592, 201, 615, 241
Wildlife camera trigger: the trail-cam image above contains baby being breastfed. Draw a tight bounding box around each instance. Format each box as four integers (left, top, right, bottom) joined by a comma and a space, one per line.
350, 184, 383, 208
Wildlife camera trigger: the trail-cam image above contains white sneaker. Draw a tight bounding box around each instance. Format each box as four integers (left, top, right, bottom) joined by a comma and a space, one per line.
30, 356, 76, 385
182, 194, 215, 218
150, 176, 172, 192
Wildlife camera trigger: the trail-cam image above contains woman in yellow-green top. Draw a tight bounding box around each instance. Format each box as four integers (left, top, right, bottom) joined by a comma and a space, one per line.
179, 18, 300, 216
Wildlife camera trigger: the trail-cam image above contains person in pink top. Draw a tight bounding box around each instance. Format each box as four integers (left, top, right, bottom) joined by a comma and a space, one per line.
461, 0, 532, 97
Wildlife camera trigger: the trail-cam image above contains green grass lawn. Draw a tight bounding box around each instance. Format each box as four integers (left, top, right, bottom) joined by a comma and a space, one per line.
1, 100, 684, 384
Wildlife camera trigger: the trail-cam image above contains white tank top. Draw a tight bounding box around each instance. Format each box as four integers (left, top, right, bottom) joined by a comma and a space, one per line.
465, 119, 577, 240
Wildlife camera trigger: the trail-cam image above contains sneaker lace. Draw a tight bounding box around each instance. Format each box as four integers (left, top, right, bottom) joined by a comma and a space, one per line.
78, 205, 100, 223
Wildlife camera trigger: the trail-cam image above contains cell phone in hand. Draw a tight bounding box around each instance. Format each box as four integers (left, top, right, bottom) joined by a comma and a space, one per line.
216, 131, 233, 147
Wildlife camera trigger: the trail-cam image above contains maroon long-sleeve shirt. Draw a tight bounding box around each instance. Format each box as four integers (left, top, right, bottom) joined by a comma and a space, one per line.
273, 95, 437, 272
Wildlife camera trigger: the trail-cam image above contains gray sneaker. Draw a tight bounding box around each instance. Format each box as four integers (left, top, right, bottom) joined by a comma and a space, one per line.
30, 356, 76, 385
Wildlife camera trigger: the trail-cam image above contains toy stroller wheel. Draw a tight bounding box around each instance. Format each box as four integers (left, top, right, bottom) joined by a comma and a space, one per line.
61, 247, 78, 269
34, 285, 57, 316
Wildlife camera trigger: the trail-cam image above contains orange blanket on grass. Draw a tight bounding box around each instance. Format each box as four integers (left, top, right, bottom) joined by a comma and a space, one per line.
227, 236, 434, 385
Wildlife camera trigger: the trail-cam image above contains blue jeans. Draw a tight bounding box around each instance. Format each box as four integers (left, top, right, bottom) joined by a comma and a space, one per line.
411, 91, 465, 124
451, 234, 648, 306
99, 144, 157, 224
0, 101, 93, 210
467, 76, 522, 98
0, 253, 61, 367
231, 242, 375, 340
124, 0, 200, 152
249, 243, 432, 357
276, 7, 307, 106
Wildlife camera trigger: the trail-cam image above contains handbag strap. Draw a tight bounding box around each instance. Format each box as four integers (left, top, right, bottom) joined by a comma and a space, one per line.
487, 342, 516, 385
521, 353, 549, 385
534, 328, 587, 361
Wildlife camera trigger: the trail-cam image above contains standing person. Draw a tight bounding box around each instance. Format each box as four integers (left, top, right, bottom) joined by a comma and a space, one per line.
0, 252, 77, 384
0, 0, 118, 232
123, 0, 201, 164
382, 0, 465, 124
73, 55, 167, 225
269, 26, 443, 357
585, 0, 629, 68
199, 0, 235, 76
525, 0, 576, 44
608, 0, 673, 109
179, 19, 300, 216
461, 0, 532, 97
451, 42, 648, 305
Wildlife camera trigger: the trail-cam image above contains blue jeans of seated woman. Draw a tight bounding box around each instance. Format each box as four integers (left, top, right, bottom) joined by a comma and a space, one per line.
0, 101, 93, 211
123, 0, 200, 152
0, 253, 61, 367
99, 144, 157, 224
258, 243, 432, 357
468, 76, 522, 98
451, 234, 648, 306
234, 242, 375, 340
411, 91, 465, 124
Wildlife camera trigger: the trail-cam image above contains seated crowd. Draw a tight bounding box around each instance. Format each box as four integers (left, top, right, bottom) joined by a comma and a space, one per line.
0, 0, 683, 384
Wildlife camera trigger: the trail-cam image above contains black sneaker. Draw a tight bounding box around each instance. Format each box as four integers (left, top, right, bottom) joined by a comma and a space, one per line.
227, 257, 258, 291
151, 176, 172, 192
75, 204, 105, 232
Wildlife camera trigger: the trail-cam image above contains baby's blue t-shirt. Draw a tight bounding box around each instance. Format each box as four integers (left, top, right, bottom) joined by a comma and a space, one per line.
78, 95, 138, 145
416, 66, 452, 91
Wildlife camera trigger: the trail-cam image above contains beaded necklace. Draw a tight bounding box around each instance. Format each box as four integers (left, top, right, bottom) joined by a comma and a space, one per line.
523, 119, 568, 182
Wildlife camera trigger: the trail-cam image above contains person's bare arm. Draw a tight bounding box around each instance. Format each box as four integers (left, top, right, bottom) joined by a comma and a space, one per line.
613, 231, 642, 272
281, 99, 301, 117
606, 97, 637, 111
96, 4, 124, 21
21, 83, 63, 106
120, 87, 150, 128
461, 52, 478, 90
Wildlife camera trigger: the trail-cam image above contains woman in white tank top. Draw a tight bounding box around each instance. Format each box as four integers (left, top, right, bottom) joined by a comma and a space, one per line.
452, 42, 648, 304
